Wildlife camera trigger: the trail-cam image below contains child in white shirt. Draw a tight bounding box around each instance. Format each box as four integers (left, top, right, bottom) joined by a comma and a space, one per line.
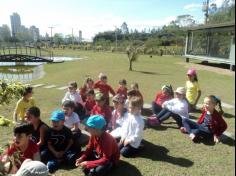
62, 81, 85, 117
155, 87, 189, 128
109, 94, 128, 139
119, 96, 144, 158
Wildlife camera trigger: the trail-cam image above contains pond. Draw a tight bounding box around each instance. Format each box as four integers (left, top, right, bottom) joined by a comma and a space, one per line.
0, 57, 83, 83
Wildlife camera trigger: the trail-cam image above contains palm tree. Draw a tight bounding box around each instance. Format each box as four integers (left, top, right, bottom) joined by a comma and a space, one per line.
126, 46, 139, 71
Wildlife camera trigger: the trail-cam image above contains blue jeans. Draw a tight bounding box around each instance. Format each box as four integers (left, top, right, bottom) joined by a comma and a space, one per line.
182, 118, 213, 139
83, 152, 113, 176
119, 144, 140, 158
151, 102, 163, 115
41, 149, 77, 173
156, 108, 183, 127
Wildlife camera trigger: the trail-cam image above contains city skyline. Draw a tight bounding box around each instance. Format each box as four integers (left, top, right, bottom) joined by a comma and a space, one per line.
0, 0, 230, 40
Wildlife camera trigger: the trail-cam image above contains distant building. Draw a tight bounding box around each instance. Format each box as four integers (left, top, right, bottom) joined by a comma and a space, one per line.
79, 30, 82, 42
29, 25, 40, 41
10, 12, 21, 36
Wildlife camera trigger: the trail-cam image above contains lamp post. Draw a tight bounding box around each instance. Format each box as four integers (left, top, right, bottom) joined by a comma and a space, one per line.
202, 0, 210, 24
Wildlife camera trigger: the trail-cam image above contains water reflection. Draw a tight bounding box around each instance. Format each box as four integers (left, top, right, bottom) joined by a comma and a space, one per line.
0, 64, 45, 83
0, 57, 83, 83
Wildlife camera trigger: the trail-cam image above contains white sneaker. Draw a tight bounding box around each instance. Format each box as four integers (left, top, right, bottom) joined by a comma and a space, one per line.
189, 133, 196, 140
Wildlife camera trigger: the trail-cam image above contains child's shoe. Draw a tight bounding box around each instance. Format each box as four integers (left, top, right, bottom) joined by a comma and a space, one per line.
147, 115, 160, 126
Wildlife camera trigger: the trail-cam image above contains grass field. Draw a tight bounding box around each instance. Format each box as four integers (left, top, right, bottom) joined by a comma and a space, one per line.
0, 49, 235, 176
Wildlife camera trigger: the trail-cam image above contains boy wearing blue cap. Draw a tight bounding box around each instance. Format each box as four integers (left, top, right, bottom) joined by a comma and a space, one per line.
41, 110, 79, 173
75, 115, 120, 176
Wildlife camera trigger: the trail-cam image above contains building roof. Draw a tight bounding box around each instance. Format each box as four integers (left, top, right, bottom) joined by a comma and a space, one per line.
186, 21, 235, 31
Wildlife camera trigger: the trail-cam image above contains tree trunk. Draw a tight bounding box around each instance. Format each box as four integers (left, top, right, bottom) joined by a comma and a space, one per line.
129, 60, 132, 71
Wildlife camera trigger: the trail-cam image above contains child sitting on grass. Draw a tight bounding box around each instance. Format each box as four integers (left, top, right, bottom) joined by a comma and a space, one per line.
80, 77, 94, 102
1, 123, 40, 173
151, 85, 174, 115
25, 106, 48, 151
62, 81, 85, 117
119, 96, 145, 158
13, 86, 35, 123
75, 115, 120, 176
84, 89, 96, 118
109, 94, 128, 139
91, 92, 112, 128
41, 110, 78, 173
148, 87, 189, 128
116, 79, 128, 99
181, 95, 227, 143
94, 73, 116, 106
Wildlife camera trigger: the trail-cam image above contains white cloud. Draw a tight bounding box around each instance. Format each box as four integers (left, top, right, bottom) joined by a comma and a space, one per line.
184, 3, 202, 11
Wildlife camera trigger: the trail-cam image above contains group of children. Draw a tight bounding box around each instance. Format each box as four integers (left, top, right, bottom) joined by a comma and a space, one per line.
148, 68, 227, 143
0, 69, 228, 176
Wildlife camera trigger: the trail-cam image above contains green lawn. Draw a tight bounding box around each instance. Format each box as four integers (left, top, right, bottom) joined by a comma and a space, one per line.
0, 49, 235, 176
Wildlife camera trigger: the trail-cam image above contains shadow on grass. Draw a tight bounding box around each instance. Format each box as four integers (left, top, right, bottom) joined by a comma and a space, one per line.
198, 62, 232, 70
139, 140, 194, 167
111, 160, 142, 176
190, 134, 235, 147
132, 69, 169, 75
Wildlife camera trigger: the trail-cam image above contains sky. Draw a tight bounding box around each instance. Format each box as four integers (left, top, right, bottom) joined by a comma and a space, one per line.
0, 0, 227, 41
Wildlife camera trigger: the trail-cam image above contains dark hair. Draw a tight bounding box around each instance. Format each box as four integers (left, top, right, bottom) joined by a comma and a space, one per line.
14, 123, 34, 136
68, 81, 77, 89
208, 95, 224, 115
193, 75, 198, 82
119, 79, 127, 86
27, 106, 40, 118
22, 86, 33, 96
62, 100, 75, 109
82, 77, 94, 89
87, 89, 95, 95
131, 82, 139, 89
127, 89, 138, 97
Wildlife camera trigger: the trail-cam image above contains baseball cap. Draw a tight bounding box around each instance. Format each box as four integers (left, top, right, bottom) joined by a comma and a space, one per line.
187, 68, 196, 76
85, 115, 106, 130
50, 110, 65, 121
174, 87, 186, 95
16, 159, 48, 176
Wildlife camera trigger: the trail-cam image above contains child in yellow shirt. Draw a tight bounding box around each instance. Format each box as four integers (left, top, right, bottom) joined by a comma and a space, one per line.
13, 86, 35, 122
185, 68, 201, 112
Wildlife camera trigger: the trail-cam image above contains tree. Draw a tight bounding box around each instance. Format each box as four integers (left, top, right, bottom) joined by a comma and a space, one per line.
126, 41, 144, 71
0, 25, 11, 42
53, 33, 64, 46
173, 15, 196, 27
121, 22, 129, 34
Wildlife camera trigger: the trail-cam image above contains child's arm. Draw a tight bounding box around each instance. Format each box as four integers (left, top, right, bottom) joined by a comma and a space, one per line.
48, 142, 60, 158
71, 122, 79, 132
125, 120, 144, 146
33, 152, 40, 161
37, 125, 48, 147
62, 92, 69, 103
194, 90, 201, 107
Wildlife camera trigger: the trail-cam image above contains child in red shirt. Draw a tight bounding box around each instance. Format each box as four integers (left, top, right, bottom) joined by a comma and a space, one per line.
84, 89, 96, 117
116, 79, 128, 99
75, 115, 120, 176
80, 77, 94, 102
94, 73, 115, 105
181, 95, 227, 143
91, 92, 112, 127
1, 123, 39, 174
151, 85, 174, 115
